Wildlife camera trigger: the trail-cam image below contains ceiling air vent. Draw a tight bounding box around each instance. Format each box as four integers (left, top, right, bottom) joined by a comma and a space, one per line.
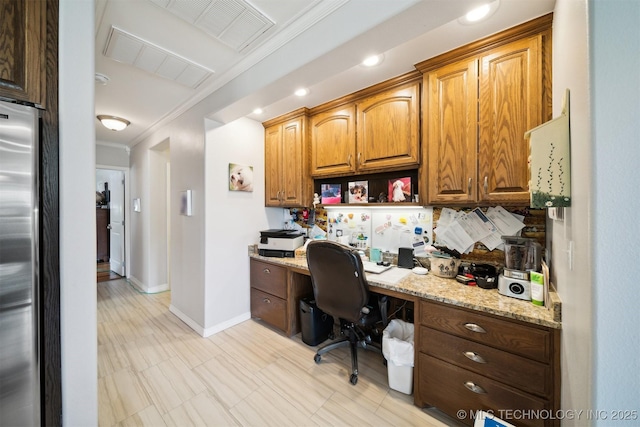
149, 0, 274, 53
103, 26, 213, 88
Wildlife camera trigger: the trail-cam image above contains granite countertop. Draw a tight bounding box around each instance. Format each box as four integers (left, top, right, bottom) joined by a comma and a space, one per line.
249, 250, 562, 329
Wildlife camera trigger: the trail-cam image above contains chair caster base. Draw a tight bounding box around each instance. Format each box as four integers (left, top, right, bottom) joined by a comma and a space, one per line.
314, 354, 321, 364
350, 374, 358, 385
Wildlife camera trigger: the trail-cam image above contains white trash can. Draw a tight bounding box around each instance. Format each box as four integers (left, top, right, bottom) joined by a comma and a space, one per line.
382, 319, 414, 394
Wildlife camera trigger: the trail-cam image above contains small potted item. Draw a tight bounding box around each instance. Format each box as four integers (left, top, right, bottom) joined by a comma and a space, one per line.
429, 253, 461, 278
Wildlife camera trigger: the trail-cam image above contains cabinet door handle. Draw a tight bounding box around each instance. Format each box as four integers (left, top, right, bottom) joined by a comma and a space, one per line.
483, 176, 488, 194
464, 323, 487, 333
263, 298, 271, 304
357, 152, 362, 167
263, 268, 271, 274
464, 381, 487, 394
467, 178, 472, 195
347, 154, 352, 167
463, 351, 487, 364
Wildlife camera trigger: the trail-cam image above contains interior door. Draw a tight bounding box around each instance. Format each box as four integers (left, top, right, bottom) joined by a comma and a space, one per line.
109, 171, 125, 276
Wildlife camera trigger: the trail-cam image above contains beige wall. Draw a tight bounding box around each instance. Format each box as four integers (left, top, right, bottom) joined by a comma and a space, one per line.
551, 0, 593, 422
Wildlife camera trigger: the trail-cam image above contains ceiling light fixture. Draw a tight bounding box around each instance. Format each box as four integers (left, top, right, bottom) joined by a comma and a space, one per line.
294, 88, 309, 97
97, 115, 130, 131
459, 1, 499, 25
95, 73, 110, 85
362, 54, 383, 67
253, 108, 263, 115
466, 4, 490, 21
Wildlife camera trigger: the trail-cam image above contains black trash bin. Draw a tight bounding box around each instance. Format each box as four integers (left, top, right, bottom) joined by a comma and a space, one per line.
299, 296, 334, 346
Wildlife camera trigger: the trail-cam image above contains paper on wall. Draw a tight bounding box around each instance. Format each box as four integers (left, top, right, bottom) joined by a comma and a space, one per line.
481, 206, 526, 250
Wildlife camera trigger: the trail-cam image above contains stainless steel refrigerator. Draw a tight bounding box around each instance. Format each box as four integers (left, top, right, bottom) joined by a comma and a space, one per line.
0, 99, 41, 426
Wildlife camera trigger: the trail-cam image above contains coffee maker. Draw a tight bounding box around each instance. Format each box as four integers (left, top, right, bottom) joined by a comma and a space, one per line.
498, 236, 542, 301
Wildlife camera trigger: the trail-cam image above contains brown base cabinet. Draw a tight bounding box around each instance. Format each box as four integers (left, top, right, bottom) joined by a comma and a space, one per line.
249, 259, 312, 336
415, 299, 560, 427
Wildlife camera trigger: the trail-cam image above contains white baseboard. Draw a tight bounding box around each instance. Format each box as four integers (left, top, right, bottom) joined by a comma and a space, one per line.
128, 276, 169, 294
168, 305, 251, 338
169, 304, 205, 336
202, 312, 251, 338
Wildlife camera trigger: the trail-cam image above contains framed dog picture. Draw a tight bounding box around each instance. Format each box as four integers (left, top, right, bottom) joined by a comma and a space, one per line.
388, 177, 411, 202
229, 163, 253, 192
348, 181, 368, 203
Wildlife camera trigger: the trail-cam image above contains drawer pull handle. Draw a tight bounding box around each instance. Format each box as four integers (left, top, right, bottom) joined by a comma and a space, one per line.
263, 298, 271, 304
464, 381, 487, 394
464, 323, 486, 333
463, 351, 487, 364
263, 268, 271, 274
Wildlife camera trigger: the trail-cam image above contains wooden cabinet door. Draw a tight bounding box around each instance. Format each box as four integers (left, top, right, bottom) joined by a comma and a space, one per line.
264, 124, 283, 206
426, 58, 478, 205
310, 105, 356, 177
478, 36, 542, 204
0, 0, 45, 105
280, 117, 304, 206
356, 82, 420, 172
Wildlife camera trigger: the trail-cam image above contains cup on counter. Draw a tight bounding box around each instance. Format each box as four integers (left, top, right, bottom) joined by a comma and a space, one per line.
370, 248, 382, 263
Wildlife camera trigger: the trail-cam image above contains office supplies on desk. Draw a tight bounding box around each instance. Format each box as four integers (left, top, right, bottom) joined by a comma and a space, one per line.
362, 261, 393, 274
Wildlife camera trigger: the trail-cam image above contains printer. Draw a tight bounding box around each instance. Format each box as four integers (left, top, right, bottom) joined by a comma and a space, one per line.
258, 229, 304, 258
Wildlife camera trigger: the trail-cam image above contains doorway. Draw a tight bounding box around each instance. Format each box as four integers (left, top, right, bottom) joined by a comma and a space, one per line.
96, 168, 127, 282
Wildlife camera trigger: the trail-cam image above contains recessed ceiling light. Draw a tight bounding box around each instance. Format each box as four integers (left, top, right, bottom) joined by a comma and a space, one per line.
294, 88, 309, 97
466, 4, 490, 21
97, 115, 130, 131
253, 108, 263, 115
362, 54, 383, 67
459, 1, 499, 25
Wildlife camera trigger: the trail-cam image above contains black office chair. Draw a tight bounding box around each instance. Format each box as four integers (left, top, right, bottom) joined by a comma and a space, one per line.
306, 240, 383, 385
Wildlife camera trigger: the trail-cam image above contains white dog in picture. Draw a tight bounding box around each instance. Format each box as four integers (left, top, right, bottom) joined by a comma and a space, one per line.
229, 164, 253, 192
392, 179, 408, 202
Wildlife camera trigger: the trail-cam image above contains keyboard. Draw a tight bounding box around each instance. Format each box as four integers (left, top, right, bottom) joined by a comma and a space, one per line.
362, 261, 392, 274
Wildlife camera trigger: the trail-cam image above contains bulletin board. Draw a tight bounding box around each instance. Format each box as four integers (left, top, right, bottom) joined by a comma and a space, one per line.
370, 208, 433, 253
325, 207, 433, 254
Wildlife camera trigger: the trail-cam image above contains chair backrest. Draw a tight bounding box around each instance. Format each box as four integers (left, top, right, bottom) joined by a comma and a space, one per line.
306, 240, 369, 322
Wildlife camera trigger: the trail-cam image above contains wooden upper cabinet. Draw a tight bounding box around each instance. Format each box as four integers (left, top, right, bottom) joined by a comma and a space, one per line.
264, 112, 311, 207
356, 81, 420, 172
0, 0, 45, 105
264, 124, 284, 206
310, 80, 420, 178
426, 59, 478, 205
310, 105, 356, 177
423, 33, 546, 205
478, 36, 542, 204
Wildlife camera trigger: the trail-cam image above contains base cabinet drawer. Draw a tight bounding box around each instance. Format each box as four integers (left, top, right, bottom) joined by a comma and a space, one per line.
420, 299, 551, 362
420, 327, 550, 397
250, 288, 286, 331
418, 353, 548, 427
250, 259, 287, 298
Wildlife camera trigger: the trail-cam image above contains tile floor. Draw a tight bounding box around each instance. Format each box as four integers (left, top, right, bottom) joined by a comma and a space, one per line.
97, 278, 460, 426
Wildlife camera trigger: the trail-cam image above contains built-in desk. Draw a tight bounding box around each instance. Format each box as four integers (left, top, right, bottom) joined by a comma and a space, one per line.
249, 250, 562, 427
